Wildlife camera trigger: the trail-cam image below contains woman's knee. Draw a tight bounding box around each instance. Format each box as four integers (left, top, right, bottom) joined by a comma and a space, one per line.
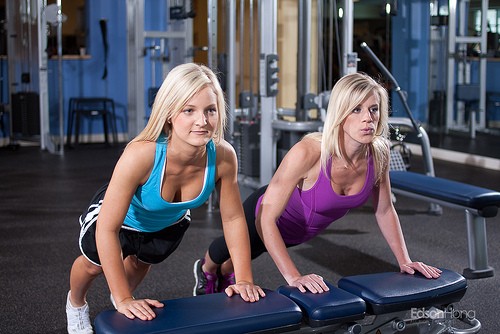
78, 255, 103, 276
125, 255, 151, 271
208, 237, 230, 264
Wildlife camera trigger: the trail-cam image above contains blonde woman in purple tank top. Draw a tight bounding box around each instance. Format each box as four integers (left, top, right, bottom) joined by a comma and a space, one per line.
195, 72, 441, 296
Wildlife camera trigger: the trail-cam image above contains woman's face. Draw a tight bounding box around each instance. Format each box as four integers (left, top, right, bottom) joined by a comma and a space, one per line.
170, 86, 219, 147
342, 92, 380, 146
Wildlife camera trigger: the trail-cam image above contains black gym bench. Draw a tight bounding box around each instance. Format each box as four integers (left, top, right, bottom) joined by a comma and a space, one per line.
390, 170, 500, 279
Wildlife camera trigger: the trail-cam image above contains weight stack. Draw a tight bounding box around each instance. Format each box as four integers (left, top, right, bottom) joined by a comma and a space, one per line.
11, 92, 40, 137
236, 121, 260, 177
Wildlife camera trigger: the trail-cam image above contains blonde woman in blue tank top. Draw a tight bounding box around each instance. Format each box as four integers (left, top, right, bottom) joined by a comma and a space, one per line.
66, 63, 265, 334
197, 72, 441, 297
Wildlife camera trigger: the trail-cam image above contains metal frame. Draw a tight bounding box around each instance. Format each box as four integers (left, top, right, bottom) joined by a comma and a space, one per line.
297, 0, 311, 121
255, 0, 328, 187
126, 0, 192, 139
37, 0, 54, 153
446, 0, 488, 138
226, 0, 236, 143
258, 0, 278, 186
341, 0, 354, 76
7, 0, 54, 150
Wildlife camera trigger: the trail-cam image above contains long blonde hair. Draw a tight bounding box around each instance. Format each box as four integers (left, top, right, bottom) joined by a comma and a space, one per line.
305, 72, 390, 184
129, 63, 227, 145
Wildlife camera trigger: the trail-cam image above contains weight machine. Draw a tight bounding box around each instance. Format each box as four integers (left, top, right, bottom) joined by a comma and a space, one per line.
126, 0, 193, 139
230, 0, 351, 187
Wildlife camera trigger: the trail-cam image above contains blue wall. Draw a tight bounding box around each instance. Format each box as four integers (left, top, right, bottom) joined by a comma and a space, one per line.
48, 0, 128, 139
391, 0, 430, 123
391, 0, 500, 125
2, 0, 500, 145
0, 0, 176, 144
47, 0, 170, 140
473, 60, 500, 123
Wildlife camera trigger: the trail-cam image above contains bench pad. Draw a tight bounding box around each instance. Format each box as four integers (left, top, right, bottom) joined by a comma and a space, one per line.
277, 281, 366, 327
338, 268, 467, 314
94, 290, 302, 334
390, 171, 500, 216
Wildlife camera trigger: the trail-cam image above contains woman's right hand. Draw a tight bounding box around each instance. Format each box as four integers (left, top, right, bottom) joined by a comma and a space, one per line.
289, 273, 330, 293
116, 297, 164, 320
224, 281, 266, 302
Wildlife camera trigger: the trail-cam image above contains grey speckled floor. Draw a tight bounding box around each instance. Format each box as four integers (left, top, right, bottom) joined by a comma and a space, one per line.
1, 144, 499, 333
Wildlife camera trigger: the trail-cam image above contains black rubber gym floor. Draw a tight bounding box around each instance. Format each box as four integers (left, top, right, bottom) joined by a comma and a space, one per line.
1, 142, 499, 333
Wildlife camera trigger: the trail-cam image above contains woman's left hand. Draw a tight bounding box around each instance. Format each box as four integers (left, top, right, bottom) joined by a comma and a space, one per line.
224, 281, 266, 302
400, 262, 442, 278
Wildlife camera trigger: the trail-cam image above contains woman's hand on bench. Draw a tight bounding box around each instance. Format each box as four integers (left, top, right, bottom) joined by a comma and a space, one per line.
224, 281, 266, 302
289, 273, 330, 294
116, 297, 164, 320
400, 261, 442, 278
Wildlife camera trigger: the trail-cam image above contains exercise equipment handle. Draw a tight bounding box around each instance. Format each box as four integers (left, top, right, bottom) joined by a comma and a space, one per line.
360, 42, 421, 133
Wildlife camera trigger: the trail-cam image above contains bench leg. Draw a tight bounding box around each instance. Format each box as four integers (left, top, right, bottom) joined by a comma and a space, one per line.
463, 211, 494, 279
102, 114, 109, 145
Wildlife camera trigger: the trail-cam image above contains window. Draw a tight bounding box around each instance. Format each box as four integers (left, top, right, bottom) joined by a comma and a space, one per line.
46, 0, 87, 56
473, 9, 500, 57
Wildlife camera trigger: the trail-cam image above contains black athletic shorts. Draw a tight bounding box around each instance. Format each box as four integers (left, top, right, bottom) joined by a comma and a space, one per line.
78, 184, 191, 266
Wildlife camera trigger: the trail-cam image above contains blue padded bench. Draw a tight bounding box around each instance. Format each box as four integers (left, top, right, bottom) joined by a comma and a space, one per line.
277, 281, 366, 327
94, 289, 302, 334
338, 268, 467, 315
94, 269, 474, 334
390, 170, 500, 279
94, 285, 366, 334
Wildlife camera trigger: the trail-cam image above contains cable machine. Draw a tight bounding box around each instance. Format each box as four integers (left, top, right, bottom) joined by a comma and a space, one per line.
206, 0, 351, 187
255, 0, 351, 187
6, 0, 41, 149
3, 0, 65, 154
126, 0, 193, 139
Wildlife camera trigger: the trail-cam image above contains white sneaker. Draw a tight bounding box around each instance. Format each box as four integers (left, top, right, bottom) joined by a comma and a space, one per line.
110, 294, 116, 309
66, 291, 93, 334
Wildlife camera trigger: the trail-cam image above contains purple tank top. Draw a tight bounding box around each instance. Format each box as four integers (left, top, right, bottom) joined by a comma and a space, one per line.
257, 154, 375, 244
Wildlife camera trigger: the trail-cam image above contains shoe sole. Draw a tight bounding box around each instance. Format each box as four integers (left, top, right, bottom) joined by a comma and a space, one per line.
193, 259, 201, 296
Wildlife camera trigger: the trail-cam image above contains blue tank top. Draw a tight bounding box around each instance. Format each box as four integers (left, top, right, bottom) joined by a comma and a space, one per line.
257, 153, 375, 244
124, 137, 216, 232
